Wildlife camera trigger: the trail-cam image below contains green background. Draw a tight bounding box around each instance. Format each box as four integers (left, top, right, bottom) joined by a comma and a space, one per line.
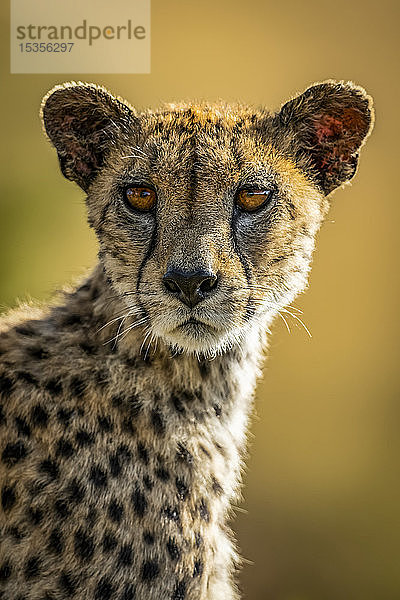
1, 1, 399, 598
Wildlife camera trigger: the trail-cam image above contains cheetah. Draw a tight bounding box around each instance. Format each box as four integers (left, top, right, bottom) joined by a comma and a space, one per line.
0, 81, 374, 599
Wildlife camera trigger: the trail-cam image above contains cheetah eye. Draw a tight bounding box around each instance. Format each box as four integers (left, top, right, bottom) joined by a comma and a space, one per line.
236, 189, 274, 213
124, 186, 157, 212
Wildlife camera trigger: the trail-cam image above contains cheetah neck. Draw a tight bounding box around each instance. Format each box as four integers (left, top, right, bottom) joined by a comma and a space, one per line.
63, 261, 268, 489
57, 263, 267, 597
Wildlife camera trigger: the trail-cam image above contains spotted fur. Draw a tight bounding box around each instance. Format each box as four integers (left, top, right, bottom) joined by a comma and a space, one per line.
0, 80, 373, 599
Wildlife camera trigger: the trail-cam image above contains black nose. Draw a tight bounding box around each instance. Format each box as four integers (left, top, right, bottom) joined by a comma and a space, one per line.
162, 269, 219, 308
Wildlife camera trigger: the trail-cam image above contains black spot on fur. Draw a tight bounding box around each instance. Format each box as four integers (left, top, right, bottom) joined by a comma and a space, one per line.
184, 390, 197, 404
27, 506, 43, 525
171, 395, 185, 415
56, 438, 74, 458
59, 571, 77, 595
17, 371, 38, 386
56, 407, 72, 426
102, 531, 117, 553
31, 404, 49, 427
74, 528, 95, 561
90, 465, 108, 488
67, 478, 86, 503
111, 395, 123, 409
211, 476, 224, 495
195, 532, 203, 548
156, 466, 170, 481
141, 560, 160, 581
9, 525, 25, 541
15, 323, 36, 336
132, 488, 147, 517
137, 442, 149, 464
176, 443, 193, 465
70, 376, 86, 398
109, 453, 122, 477
143, 475, 154, 491
2, 440, 28, 466
172, 580, 187, 600
270, 255, 288, 265
163, 505, 180, 522
87, 506, 98, 527
176, 478, 189, 501
98, 415, 113, 432
62, 311, 85, 327
213, 403, 222, 417
117, 443, 132, 460
199, 499, 210, 522
75, 429, 94, 447
118, 543, 133, 566
0, 373, 13, 394
0, 561, 12, 581
193, 560, 203, 577
24, 556, 41, 579
151, 409, 165, 435
121, 584, 136, 600
15, 416, 31, 437
122, 355, 138, 371
54, 498, 71, 519
108, 499, 123, 523
167, 537, 181, 560
199, 444, 211, 458
109, 443, 131, 477
214, 441, 226, 456
1, 485, 16, 511
27, 345, 49, 360
143, 531, 154, 545
79, 340, 97, 355
95, 577, 113, 599
39, 458, 59, 480
0, 404, 5, 425
48, 527, 64, 555
122, 417, 137, 436
45, 378, 63, 396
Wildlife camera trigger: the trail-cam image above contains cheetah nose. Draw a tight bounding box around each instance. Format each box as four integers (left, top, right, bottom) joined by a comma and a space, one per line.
162, 269, 219, 308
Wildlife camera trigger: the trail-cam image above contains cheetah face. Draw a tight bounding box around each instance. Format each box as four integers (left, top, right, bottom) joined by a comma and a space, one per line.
41, 82, 373, 356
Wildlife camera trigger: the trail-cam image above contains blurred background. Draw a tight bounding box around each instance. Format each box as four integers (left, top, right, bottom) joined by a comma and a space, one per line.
1, 1, 399, 598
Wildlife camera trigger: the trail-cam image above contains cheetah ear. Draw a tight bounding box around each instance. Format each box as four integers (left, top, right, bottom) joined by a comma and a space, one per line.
41, 82, 136, 191
274, 81, 374, 195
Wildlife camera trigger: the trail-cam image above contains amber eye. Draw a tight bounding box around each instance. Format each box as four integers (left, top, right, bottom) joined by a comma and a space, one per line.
236, 189, 273, 212
124, 186, 156, 212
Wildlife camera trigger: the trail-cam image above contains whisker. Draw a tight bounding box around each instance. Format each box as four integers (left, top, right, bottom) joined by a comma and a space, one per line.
96, 310, 135, 333
287, 305, 303, 314
143, 332, 155, 361
121, 154, 146, 160
277, 311, 291, 334
115, 316, 149, 343
281, 308, 312, 338
140, 328, 153, 357
103, 316, 148, 345
112, 315, 128, 350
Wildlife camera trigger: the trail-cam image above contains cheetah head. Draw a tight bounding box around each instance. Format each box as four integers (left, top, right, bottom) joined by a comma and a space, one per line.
41, 81, 373, 356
